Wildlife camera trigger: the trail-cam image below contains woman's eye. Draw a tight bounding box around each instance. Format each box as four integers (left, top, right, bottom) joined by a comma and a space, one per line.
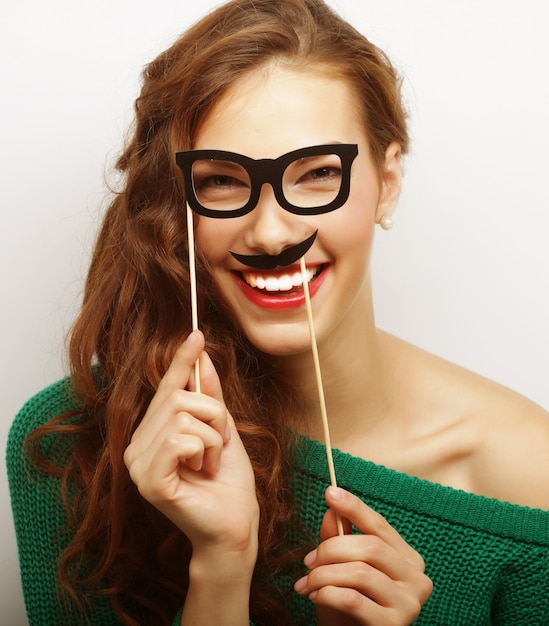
300, 166, 342, 183
198, 175, 247, 190
311, 167, 340, 179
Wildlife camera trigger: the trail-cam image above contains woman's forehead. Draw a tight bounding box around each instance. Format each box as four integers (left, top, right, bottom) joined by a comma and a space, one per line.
193, 65, 365, 156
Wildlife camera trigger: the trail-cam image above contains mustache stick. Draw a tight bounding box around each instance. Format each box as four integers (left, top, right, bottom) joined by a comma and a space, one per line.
299, 256, 344, 537
186, 208, 341, 532
186, 203, 201, 393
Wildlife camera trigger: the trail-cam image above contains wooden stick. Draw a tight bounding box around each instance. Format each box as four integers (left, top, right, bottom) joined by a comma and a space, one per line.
186, 202, 201, 393
299, 256, 344, 536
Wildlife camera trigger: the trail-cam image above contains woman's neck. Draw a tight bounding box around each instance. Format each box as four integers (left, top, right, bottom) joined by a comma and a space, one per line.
271, 287, 395, 442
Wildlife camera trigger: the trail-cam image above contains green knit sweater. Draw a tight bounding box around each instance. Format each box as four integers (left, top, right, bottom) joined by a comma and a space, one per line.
7, 378, 549, 625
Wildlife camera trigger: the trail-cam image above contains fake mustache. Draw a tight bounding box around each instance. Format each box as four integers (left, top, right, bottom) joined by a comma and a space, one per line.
230, 231, 318, 270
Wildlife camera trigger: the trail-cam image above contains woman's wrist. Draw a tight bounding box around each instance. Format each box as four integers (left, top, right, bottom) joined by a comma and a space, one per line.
189, 534, 258, 583
181, 544, 257, 626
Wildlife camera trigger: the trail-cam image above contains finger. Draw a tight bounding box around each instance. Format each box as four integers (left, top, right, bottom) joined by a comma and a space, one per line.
310, 585, 402, 626
124, 415, 223, 476
324, 487, 424, 570
297, 563, 428, 624
195, 351, 240, 443
161, 412, 225, 475
128, 432, 208, 504
129, 391, 229, 461
305, 533, 410, 583
154, 330, 204, 402
296, 560, 392, 606
195, 349, 224, 404
311, 577, 427, 625
127, 408, 226, 482
319, 506, 353, 540
167, 392, 228, 444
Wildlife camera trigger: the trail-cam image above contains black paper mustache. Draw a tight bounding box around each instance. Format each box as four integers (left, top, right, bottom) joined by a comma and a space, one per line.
230, 231, 318, 270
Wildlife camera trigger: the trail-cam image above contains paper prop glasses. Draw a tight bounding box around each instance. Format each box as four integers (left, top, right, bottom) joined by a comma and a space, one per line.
176, 143, 359, 218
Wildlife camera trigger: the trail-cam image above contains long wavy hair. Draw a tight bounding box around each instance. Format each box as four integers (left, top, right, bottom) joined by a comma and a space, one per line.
28, 0, 408, 623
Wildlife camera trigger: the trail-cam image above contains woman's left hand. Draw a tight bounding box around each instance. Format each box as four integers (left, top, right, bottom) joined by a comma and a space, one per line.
294, 486, 432, 626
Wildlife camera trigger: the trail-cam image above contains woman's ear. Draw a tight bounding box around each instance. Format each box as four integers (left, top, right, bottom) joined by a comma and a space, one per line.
375, 142, 402, 223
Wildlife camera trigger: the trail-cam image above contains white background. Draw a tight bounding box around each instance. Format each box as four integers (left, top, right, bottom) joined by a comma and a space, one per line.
2, 1, 548, 623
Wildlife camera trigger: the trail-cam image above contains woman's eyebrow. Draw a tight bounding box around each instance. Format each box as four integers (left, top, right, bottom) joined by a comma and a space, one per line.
294, 153, 340, 165
194, 159, 245, 172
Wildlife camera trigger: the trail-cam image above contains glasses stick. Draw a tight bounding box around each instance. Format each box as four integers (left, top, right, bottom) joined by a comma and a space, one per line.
186, 202, 201, 393
299, 256, 344, 536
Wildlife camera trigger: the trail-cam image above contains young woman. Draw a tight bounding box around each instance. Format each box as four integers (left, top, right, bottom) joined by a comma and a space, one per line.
7, 1, 549, 625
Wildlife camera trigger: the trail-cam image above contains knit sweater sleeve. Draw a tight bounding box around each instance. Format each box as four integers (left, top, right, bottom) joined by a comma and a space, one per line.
6, 379, 123, 625
7, 380, 246, 626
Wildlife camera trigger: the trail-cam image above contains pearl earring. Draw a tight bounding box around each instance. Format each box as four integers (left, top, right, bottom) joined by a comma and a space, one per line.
379, 215, 393, 231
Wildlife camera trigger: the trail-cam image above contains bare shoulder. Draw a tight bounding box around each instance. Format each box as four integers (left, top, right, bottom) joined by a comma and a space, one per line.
468, 378, 549, 510
383, 333, 549, 509
426, 348, 549, 509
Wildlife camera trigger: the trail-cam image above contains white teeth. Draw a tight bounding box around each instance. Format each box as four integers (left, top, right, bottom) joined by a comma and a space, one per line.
291, 272, 304, 287
243, 267, 318, 293
277, 275, 293, 291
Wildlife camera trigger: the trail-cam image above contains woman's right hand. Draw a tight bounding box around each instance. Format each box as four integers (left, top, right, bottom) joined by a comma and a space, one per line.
123, 330, 259, 566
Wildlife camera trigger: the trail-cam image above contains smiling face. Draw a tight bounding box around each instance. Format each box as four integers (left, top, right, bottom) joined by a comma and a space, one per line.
192, 64, 401, 356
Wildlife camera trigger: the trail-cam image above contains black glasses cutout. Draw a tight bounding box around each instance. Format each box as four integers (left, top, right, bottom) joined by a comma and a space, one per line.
176, 143, 359, 218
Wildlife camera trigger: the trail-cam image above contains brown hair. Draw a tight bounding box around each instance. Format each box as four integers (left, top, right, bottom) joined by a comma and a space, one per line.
28, 1, 408, 624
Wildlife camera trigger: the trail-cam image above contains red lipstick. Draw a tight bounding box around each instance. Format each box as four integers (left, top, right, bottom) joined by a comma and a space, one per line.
232, 265, 328, 310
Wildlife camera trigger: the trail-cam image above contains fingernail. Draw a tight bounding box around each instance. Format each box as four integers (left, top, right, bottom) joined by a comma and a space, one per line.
185, 330, 200, 345
327, 486, 344, 501
294, 575, 307, 593
303, 549, 317, 568
308, 590, 318, 602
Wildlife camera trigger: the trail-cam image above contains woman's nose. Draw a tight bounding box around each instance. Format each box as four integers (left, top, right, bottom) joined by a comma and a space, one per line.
243, 184, 310, 257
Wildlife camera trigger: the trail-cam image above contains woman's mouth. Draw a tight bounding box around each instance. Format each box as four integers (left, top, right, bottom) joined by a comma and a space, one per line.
232, 264, 328, 310
242, 265, 320, 293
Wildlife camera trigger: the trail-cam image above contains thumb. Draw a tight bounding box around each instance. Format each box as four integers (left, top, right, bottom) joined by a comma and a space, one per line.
319, 487, 353, 540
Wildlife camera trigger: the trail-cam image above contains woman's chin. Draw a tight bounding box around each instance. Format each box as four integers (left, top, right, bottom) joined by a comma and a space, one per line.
241, 324, 315, 358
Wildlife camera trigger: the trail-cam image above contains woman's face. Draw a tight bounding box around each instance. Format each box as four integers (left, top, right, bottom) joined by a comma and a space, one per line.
192, 65, 401, 356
